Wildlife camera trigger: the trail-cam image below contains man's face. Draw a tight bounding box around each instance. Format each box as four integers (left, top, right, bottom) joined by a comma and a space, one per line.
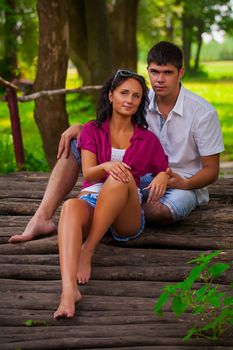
147, 63, 184, 98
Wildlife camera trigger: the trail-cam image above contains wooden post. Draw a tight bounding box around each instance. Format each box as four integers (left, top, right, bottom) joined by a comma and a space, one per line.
6, 88, 25, 169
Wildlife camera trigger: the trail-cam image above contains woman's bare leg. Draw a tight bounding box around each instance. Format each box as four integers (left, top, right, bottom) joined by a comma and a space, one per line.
54, 198, 93, 319
9, 151, 80, 243
77, 174, 141, 284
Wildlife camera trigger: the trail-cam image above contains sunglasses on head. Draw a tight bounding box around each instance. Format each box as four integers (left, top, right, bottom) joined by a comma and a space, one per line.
111, 69, 142, 89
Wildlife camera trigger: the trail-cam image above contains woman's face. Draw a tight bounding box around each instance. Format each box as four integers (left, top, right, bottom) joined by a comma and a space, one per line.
109, 78, 143, 117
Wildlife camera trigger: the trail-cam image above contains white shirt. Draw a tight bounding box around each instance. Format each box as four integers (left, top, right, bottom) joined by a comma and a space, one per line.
146, 85, 224, 205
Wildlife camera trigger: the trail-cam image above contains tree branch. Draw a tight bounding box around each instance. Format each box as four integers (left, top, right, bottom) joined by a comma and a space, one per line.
17, 85, 103, 102
0, 76, 19, 90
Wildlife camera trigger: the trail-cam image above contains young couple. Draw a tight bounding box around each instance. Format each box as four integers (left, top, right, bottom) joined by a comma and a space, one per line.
9, 42, 224, 319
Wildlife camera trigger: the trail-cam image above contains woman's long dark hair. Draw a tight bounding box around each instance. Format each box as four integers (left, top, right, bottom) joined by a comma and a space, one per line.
95, 71, 149, 128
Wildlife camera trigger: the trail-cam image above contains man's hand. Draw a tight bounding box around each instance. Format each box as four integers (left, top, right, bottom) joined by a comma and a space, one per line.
57, 124, 83, 159
144, 172, 168, 203
166, 168, 188, 189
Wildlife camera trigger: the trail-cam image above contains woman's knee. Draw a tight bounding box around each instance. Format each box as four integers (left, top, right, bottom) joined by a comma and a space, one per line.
106, 173, 136, 189
61, 198, 83, 216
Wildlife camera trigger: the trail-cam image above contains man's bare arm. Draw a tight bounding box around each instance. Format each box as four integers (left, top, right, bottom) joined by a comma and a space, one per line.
57, 124, 83, 159
167, 154, 220, 190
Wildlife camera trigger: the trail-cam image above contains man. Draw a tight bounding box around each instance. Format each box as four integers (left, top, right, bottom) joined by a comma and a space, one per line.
9, 41, 224, 243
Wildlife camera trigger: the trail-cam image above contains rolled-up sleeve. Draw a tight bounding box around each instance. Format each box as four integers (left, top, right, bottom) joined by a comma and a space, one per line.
78, 122, 97, 154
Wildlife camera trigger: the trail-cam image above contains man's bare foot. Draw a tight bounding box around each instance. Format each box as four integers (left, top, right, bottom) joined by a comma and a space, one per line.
8, 214, 56, 243
53, 286, 82, 319
77, 246, 92, 284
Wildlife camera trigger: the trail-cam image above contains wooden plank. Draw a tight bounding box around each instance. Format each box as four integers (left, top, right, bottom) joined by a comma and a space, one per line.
0, 173, 232, 349
0, 248, 232, 266
1, 334, 232, 350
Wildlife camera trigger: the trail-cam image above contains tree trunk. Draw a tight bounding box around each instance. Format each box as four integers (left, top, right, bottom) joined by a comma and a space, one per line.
85, 0, 113, 84
67, 0, 91, 85
34, 0, 69, 168
67, 0, 113, 86
109, 0, 139, 72
181, 13, 193, 73
3, 0, 18, 80
193, 24, 203, 72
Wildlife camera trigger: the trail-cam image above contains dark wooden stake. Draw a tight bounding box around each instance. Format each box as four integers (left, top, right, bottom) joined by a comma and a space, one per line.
6, 88, 25, 169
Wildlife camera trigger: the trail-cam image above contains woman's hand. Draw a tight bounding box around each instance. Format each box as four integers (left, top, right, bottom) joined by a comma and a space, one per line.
102, 161, 131, 183
57, 124, 83, 159
144, 172, 168, 204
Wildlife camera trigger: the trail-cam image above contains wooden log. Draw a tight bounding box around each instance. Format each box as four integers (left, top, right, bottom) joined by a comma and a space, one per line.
1, 323, 232, 342
0, 236, 57, 254
102, 230, 233, 250
0, 292, 155, 311
0, 278, 232, 298
0, 247, 232, 266
0, 263, 231, 283
1, 334, 232, 350
0, 312, 203, 327
0, 201, 40, 215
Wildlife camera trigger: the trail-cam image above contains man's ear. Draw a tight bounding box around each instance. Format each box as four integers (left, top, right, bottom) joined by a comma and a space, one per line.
179, 67, 185, 79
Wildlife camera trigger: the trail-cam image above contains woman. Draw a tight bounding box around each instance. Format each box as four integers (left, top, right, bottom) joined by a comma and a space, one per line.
54, 70, 169, 319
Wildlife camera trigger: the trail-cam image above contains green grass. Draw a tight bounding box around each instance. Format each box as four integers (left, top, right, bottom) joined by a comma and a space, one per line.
0, 61, 233, 173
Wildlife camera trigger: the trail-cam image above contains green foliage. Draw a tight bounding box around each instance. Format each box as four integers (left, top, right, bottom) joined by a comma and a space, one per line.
154, 251, 233, 341
0, 0, 38, 79
137, 0, 182, 61
24, 319, 48, 327
198, 36, 233, 62
0, 89, 95, 173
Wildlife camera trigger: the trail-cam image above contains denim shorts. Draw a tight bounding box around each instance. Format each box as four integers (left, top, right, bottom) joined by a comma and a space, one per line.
79, 193, 145, 242
140, 173, 198, 221
71, 139, 81, 166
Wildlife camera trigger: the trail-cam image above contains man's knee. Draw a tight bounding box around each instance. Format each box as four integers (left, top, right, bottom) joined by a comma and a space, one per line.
143, 201, 173, 224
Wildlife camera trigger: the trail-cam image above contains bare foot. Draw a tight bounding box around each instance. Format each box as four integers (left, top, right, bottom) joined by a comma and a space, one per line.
77, 246, 92, 284
8, 214, 56, 243
53, 286, 82, 319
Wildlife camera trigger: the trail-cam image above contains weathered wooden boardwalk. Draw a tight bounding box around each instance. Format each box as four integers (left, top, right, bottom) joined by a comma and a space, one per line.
0, 172, 233, 350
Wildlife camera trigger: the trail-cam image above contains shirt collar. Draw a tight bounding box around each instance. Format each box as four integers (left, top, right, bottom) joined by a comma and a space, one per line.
101, 117, 111, 132
148, 84, 185, 117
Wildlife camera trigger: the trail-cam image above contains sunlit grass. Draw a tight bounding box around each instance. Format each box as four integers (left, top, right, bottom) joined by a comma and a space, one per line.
184, 80, 233, 160
201, 61, 233, 79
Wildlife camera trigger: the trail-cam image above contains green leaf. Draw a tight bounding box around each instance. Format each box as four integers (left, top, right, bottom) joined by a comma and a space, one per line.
208, 263, 229, 278
183, 327, 197, 341
24, 319, 33, 326
209, 296, 221, 308
154, 292, 169, 316
202, 320, 216, 331
172, 296, 186, 316
188, 251, 222, 265
180, 278, 193, 291
187, 264, 206, 284
163, 284, 178, 294
223, 296, 233, 306
196, 285, 209, 300
24, 319, 48, 327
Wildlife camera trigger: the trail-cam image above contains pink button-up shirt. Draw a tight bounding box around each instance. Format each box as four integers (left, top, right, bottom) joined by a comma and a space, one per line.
78, 118, 168, 189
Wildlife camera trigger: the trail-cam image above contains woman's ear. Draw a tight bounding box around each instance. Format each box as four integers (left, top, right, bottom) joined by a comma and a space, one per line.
108, 91, 113, 103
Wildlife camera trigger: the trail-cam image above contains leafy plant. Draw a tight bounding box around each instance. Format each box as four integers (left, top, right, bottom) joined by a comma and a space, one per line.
154, 250, 233, 341
24, 319, 48, 327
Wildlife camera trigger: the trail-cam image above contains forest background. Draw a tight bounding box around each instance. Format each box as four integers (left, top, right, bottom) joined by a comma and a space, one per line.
0, 0, 233, 173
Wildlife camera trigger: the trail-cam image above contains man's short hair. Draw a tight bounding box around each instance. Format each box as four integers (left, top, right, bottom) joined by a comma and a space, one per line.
147, 41, 183, 71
